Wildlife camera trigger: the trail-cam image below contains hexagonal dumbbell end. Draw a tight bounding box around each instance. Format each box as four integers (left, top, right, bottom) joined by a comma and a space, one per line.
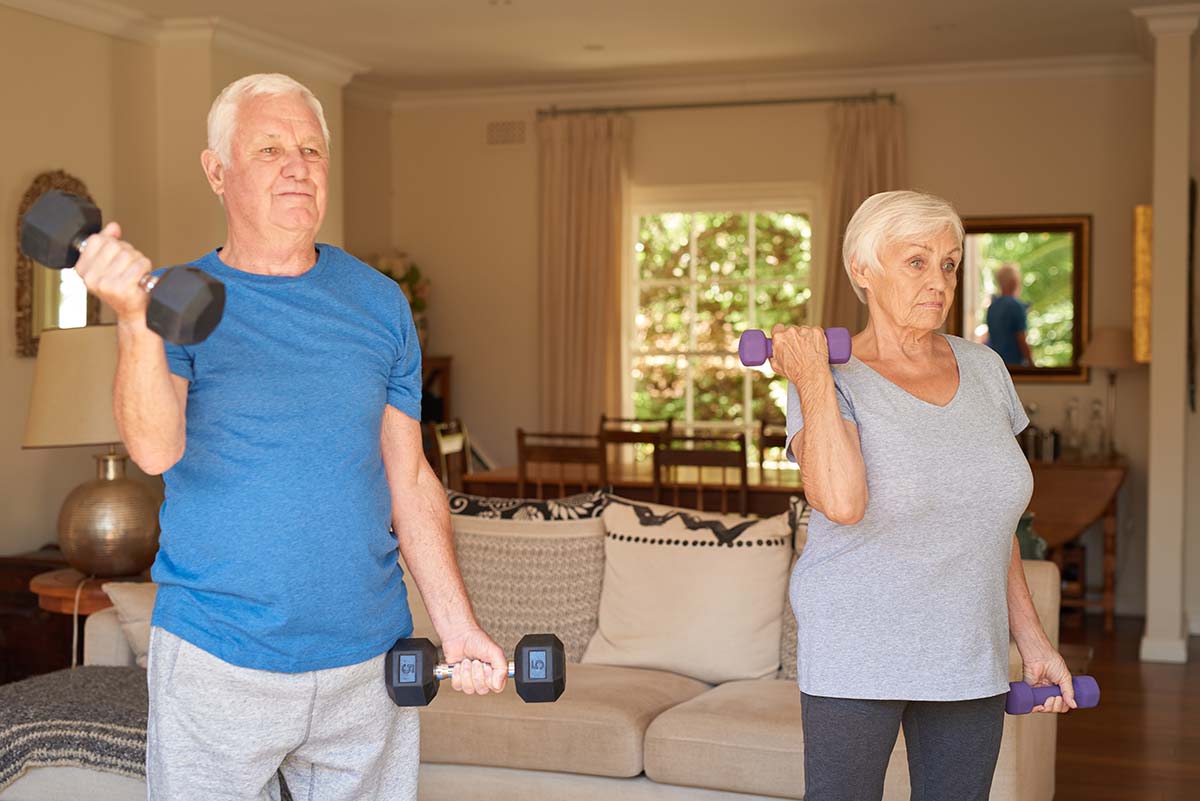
514, 633, 566, 703
19, 190, 102, 269
384, 637, 441, 707
146, 267, 226, 345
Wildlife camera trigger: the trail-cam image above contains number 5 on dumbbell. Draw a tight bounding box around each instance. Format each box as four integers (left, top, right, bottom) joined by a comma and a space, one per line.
20, 190, 225, 345
385, 633, 566, 706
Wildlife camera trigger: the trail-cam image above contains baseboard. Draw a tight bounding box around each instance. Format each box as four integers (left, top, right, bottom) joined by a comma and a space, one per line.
1139, 635, 1189, 663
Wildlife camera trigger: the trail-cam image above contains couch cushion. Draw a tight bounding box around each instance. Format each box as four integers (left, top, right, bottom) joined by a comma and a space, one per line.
100, 582, 157, 668
583, 496, 791, 684
418, 662, 708, 778
645, 679, 908, 799
447, 488, 608, 520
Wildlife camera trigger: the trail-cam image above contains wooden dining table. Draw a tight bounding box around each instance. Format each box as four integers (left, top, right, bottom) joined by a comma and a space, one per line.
463, 461, 804, 516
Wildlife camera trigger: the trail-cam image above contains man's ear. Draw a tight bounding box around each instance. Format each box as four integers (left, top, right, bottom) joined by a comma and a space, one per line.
200, 150, 225, 197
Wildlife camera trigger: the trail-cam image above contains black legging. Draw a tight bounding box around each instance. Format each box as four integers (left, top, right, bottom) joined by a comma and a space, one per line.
800, 692, 1006, 801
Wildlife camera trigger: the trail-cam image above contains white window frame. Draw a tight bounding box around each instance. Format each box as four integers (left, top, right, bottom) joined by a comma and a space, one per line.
622, 182, 823, 452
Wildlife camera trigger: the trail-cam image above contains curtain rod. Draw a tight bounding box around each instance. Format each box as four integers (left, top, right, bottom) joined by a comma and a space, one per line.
536, 89, 895, 118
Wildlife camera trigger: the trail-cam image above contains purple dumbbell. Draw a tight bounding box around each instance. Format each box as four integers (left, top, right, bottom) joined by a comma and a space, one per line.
738, 327, 853, 367
1005, 676, 1100, 715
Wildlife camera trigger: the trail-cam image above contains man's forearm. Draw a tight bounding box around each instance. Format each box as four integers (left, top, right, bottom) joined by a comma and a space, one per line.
113, 319, 185, 474
1007, 537, 1052, 653
393, 464, 477, 637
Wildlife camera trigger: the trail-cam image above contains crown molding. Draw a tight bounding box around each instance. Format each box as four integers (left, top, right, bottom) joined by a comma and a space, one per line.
345, 80, 402, 110
386, 53, 1151, 111
161, 18, 367, 86
0, 0, 158, 42
1132, 4, 1200, 36
1, 1, 367, 85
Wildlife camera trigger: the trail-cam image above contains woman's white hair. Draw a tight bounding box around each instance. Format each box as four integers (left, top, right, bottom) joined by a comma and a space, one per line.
842, 190, 964, 304
207, 73, 330, 166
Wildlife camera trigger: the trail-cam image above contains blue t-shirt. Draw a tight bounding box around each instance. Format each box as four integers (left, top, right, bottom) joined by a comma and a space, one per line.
985, 294, 1028, 366
149, 245, 420, 672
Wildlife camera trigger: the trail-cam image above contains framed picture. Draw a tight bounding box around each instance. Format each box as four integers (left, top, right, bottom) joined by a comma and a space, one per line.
946, 215, 1091, 383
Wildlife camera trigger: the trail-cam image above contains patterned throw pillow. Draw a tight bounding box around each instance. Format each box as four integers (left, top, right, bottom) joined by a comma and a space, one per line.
446, 488, 608, 520
583, 496, 793, 684
780, 495, 810, 682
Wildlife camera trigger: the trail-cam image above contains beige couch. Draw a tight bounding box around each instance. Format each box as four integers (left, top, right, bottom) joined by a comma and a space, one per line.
1, 502, 1061, 801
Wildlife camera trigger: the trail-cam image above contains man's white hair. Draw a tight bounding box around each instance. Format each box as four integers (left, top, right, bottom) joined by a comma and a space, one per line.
207, 73, 330, 166
842, 190, 964, 304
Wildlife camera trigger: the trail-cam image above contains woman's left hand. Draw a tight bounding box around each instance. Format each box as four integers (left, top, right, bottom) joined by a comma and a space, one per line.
1020, 647, 1077, 714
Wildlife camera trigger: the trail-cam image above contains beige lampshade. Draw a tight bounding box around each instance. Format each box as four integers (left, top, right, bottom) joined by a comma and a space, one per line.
1080, 327, 1137, 371
24, 325, 121, 448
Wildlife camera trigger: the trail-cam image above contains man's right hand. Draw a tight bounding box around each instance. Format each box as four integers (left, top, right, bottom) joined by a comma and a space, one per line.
72, 221, 154, 326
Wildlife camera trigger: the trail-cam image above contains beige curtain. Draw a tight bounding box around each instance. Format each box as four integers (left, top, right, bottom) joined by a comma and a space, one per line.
536, 114, 632, 431
817, 101, 906, 331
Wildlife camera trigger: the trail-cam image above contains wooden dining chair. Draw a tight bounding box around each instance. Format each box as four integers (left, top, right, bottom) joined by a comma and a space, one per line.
758, 419, 790, 471
516, 428, 607, 500
433, 419, 472, 491
652, 432, 749, 515
599, 415, 673, 465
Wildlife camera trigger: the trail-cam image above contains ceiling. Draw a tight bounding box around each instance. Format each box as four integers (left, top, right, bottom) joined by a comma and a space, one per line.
108, 0, 1176, 90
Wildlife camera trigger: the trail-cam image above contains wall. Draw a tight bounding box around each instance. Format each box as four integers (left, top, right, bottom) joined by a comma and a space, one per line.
383, 66, 1156, 614
1187, 51, 1200, 635
0, 6, 159, 555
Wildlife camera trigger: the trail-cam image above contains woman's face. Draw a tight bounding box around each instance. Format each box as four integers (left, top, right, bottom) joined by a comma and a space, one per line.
855, 227, 962, 332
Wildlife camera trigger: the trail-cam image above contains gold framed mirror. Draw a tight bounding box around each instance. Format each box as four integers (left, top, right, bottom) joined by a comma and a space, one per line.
16, 170, 101, 358
946, 215, 1091, 383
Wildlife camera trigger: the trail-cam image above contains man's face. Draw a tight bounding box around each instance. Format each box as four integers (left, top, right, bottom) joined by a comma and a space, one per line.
214, 93, 328, 237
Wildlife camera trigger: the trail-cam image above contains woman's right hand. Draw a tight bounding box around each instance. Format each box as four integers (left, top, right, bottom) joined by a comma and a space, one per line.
768, 324, 833, 384
72, 221, 153, 325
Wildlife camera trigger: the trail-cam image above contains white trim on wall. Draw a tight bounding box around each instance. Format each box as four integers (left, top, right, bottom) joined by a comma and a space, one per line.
1, 0, 367, 85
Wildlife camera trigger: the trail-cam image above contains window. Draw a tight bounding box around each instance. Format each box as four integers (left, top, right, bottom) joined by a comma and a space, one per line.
626, 187, 816, 466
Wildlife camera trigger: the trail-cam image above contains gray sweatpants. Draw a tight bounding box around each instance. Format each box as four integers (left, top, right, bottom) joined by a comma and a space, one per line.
146, 626, 419, 801
800, 692, 1006, 801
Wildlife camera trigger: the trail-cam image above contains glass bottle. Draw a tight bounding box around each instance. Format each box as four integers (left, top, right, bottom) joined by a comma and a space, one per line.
1061, 398, 1083, 463
1020, 402, 1040, 460
1083, 398, 1107, 462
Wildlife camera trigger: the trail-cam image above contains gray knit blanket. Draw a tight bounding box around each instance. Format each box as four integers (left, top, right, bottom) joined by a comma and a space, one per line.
0, 667, 293, 798
0, 667, 146, 791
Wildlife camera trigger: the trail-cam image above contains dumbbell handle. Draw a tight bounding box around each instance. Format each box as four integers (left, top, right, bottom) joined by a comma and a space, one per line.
434, 661, 517, 680
1005, 675, 1100, 714
74, 236, 161, 294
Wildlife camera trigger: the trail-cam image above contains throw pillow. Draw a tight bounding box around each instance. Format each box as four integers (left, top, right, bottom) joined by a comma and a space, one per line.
446, 488, 608, 520
582, 496, 792, 684
100, 582, 157, 668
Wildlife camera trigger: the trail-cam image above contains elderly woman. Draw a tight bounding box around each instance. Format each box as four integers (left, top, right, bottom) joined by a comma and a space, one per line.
773, 191, 1073, 801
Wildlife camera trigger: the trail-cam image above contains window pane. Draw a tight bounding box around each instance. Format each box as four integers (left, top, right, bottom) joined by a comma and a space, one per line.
695, 282, 748, 355
756, 281, 811, 333
692, 355, 745, 423
637, 285, 688, 353
750, 372, 789, 423
638, 213, 692, 281
632, 355, 687, 421
755, 211, 812, 281
694, 213, 749, 281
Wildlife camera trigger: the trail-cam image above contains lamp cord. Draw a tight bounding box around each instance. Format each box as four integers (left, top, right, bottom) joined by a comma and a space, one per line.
71, 574, 96, 669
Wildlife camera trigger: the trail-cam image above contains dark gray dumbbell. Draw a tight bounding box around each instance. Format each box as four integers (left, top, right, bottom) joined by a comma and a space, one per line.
20, 190, 225, 345
385, 633, 566, 706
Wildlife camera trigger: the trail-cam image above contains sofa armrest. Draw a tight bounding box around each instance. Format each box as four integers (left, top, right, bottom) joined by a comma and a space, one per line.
84, 606, 137, 667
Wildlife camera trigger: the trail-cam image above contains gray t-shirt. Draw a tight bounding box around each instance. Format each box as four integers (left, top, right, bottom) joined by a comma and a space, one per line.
786, 333, 1032, 701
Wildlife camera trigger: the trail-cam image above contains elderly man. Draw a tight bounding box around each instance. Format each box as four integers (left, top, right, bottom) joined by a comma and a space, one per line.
72, 73, 505, 801
985, 261, 1034, 366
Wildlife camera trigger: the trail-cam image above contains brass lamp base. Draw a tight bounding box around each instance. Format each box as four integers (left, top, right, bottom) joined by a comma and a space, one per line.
58, 448, 160, 578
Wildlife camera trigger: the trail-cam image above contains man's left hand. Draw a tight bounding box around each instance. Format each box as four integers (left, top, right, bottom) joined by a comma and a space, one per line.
441, 627, 508, 695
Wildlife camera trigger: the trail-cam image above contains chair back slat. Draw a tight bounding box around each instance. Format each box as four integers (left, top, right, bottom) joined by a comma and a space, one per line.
517, 428, 606, 500
652, 433, 749, 515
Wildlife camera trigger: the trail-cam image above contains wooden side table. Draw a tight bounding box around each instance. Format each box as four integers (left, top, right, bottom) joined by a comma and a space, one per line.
29, 568, 144, 616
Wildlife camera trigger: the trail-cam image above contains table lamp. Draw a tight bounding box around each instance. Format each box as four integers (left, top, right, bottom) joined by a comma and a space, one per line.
22, 325, 159, 577
1079, 327, 1138, 461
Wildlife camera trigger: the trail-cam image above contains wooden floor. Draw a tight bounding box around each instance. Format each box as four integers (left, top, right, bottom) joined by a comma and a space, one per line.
1055, 615, 1200, 801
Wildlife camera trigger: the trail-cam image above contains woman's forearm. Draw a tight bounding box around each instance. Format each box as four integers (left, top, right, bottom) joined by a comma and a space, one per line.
1007, 536, 1053, 653
796, 371, 868, 525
